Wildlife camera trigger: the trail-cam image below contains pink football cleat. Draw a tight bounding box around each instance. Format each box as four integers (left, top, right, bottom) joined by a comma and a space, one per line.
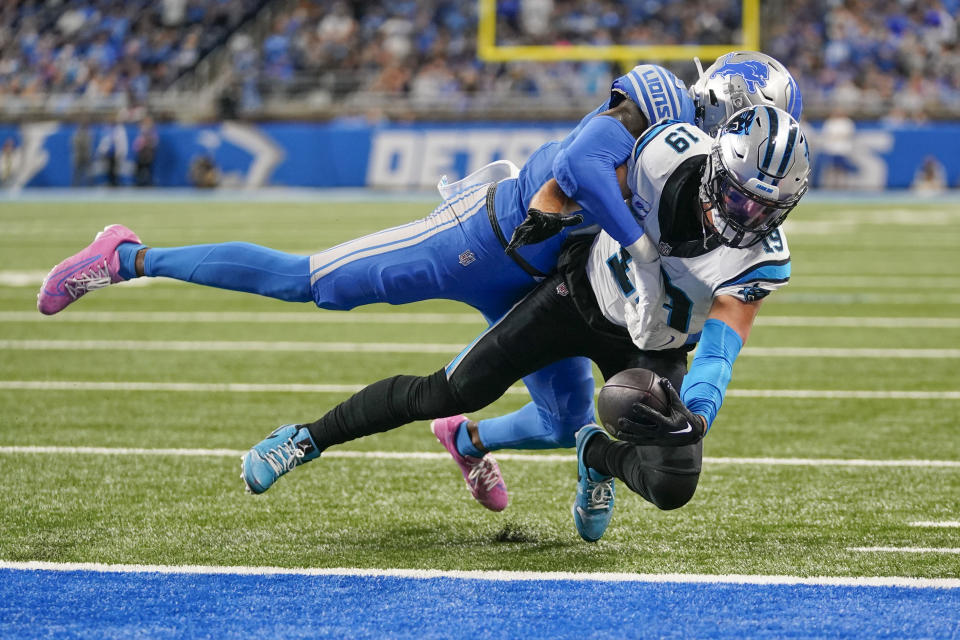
431, 415, 508, 512
37, 224, 140, 315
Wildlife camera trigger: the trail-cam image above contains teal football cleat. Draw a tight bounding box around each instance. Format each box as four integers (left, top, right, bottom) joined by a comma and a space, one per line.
572, 425, 615, 542
241, 424, 320, 494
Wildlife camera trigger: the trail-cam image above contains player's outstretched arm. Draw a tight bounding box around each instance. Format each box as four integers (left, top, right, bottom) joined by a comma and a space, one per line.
680, 295, 762, 432
551, 100, 650, 250
626, 295, 761, 445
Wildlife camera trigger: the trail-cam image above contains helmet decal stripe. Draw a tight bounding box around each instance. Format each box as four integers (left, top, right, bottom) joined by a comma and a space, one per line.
788, 77, 803, 120
653, 66, 679, 120
775, 123, 799, 176
627, 69, 657, 124
760, 106, 779, 171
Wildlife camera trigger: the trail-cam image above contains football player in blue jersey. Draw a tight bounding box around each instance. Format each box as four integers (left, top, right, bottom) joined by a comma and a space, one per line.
37, 53, 802, 514
237, 106, 811, 546
39, 62, 695, 509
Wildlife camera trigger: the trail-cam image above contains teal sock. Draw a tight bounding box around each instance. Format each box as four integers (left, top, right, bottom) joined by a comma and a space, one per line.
116, 242, 147, 280
454, 421, 483, 458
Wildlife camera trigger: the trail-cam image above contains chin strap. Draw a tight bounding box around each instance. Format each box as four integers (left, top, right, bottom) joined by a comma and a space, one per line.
698, 158, 717, 250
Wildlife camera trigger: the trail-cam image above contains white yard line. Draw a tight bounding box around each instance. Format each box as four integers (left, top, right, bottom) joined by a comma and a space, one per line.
8, 269, 960, 290
0, 272, 154, 288
743, 347, 960, 358
0, 339, 461, 354
789, 276, 960, 289
727, 389, 960, 400
0, 271, 49, 286
756, 316, 960, 329
5, 310, 960, 328
0, 310, 483, 324
773, 292, 960, 305
849, 547, 960, 555
909, 521, 960, 528
0, 380, 371, 393
0, 560, 955, 589
0, 446, 957, 469
0, 380, 958, 400
701, 456, 960, 468
3, 339, 960, 359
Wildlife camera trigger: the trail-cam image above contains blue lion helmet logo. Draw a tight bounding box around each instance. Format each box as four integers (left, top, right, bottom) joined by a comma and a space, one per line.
711, 56, 770, 93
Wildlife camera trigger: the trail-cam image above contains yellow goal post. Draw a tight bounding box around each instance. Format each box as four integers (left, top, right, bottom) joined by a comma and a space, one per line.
476, 0, 760, 66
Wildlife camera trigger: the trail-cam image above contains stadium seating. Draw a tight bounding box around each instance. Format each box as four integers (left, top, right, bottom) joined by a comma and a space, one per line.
2, 0, 960, 119
0, 0, 267, 113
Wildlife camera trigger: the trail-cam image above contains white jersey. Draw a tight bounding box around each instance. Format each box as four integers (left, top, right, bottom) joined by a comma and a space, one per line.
586, 120, 791, 349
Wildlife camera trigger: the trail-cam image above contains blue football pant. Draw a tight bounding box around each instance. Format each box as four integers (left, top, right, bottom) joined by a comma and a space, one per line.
307, 184, 596, 450
126, 184, 597, 451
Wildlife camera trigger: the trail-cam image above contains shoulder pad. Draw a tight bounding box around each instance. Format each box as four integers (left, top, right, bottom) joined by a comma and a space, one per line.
713, 230, 792, 301
629, 121, 711, 190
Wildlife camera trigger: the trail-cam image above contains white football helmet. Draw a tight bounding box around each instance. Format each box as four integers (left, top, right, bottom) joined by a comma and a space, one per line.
701, 105, 810, 249
690, 51, 803, 136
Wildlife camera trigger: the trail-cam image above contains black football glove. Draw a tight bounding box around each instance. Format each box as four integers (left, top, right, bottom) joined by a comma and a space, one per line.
505, 207, 584, 252
617, 379, 705, 447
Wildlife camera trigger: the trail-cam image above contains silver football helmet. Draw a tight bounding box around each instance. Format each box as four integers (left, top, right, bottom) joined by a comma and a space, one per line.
701, 105, 810, 249
690, 51, 803, 136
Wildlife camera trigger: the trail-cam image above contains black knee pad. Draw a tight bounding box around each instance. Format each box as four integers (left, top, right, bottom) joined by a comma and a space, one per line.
643, 468, 700, 510
624, 440, 702, 510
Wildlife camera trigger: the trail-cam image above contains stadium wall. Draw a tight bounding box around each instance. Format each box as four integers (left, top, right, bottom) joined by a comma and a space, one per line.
1, 121, 957, 191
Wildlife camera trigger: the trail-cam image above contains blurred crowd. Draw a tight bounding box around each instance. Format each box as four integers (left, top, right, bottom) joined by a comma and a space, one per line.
768, 0, 960, 121
0, 0, 264, 112
222, 0, 743, 112
2, 0, 960, 118
494, 0, 742, 46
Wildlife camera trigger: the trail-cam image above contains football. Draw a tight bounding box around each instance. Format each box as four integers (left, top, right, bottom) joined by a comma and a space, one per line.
597, 368, 670, 439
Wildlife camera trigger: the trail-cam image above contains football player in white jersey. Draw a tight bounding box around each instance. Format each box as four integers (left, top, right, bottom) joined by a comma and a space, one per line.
569, 105, 806, 540
239, 105, 811, 544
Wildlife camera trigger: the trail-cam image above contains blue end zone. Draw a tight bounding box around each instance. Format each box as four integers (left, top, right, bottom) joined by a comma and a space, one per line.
1, 569, 957, 639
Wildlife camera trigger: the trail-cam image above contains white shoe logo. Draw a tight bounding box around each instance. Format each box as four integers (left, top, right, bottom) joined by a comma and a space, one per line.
669, 422, 693, 435
651, 336, 677, 349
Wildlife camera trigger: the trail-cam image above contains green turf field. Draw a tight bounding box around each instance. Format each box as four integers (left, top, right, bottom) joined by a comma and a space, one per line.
1, 196, 958, 579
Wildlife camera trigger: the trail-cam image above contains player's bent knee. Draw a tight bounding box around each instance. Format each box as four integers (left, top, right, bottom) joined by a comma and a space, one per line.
449, 386, 500, 416
644, 470, 699, 511
378, 262, 439, 305
312, 260, 441, 310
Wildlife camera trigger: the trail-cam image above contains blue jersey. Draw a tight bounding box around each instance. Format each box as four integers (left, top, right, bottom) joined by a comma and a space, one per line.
492, 140, 576, 275
552, 65, 696, 251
